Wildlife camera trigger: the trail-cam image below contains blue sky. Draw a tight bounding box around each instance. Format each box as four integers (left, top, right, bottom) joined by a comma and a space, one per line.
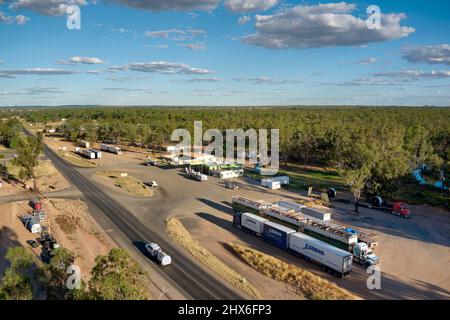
1, 0, 450, 106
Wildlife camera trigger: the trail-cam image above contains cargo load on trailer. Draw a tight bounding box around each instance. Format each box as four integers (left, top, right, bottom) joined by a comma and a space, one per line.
232, 195, 270, 215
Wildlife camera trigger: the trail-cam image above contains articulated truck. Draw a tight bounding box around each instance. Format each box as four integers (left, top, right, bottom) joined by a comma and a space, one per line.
233, 212, 353, 277
232, 196, 379, 267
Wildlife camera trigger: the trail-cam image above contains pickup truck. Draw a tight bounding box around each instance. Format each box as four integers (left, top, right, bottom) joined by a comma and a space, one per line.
145, 242, 172, 266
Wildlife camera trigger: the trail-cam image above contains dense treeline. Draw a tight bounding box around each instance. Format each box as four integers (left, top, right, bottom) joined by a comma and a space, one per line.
3, 106, 450, 207
0, 247, 149, 300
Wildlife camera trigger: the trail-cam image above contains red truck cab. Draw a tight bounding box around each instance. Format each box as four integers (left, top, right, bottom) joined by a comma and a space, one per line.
392, 202, 411, 218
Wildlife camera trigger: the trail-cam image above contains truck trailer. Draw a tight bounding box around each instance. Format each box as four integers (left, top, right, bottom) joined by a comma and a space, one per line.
232, 211, 353, 277
288, 232, 353, 277
100, 144, 123, 155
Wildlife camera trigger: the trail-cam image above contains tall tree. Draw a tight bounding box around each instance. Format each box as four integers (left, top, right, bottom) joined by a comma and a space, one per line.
88, 248, 149, 300
0, 248, 35, 300
11, 132, 43, 192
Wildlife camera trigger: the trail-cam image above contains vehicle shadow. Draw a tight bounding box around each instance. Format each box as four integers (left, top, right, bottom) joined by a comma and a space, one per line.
196, 198, 233, 216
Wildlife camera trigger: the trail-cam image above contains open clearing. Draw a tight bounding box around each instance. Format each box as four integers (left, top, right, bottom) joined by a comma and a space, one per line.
94, 170, 152, 197
0, 199, 116, 281
166, 217, 262, 299
1, 160, 70, 196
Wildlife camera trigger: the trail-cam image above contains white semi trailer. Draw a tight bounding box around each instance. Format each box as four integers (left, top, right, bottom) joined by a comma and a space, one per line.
289, 232, 353, 277
100, 144, 123, 155
241, 212, 268, 235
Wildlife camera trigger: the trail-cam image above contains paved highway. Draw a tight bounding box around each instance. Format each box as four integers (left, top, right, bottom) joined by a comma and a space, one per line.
42, 143, 245, 300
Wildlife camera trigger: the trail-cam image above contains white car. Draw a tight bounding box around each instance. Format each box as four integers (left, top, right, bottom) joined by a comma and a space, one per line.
144, 180, 158, 187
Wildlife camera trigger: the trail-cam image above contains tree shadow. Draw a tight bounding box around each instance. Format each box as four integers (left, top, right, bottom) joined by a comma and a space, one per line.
0, 226, 23, 276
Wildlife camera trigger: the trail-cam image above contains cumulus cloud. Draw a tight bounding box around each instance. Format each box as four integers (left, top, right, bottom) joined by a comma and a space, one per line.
243, 2, 414, 49
105, 0, 220, 11
238, 15, 251, 25
0, 10, 29, 25
0, 11, 12, 23
15, 14, 30, 25
225, 0, 278, 13
57, 56, 106, 65
9, 0, 88, 16
108, 61, 213, 75
402, 44, 450, 65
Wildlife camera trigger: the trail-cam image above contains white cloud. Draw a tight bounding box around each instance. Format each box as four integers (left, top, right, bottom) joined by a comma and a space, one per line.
57, 56, 106, 65
0, 10, 12, 24
238, 15, 251, 25
233, 76, 303, 84
177, 43, 206, 51
105, 0, 220, 11
0, 68, 79, 76
9, 0, 88, 16
359, 57, 377, 65
145, 28, 206, 41
108, 61, 213, 75
225, 0, 278, 13
172, 77, 222, 83
243, 2, 414, 49
15, 14, 30, 25
402, 44, 450, 65
0, 10, 29, 25
374, 70, 450, 80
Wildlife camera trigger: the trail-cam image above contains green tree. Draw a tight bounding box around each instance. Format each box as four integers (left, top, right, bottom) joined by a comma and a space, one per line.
10, 132, 43, 192
41, 248, 77, 300
88, 248, 149, 300
0, 247, 35, 300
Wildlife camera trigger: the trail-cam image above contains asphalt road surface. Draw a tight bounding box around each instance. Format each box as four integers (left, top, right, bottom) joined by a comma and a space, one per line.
42, 144, 245, 300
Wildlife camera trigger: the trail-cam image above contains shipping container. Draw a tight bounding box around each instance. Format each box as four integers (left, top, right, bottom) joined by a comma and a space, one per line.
262, 221, 296, 250
241, 212, 267, 235
289, 232, 353, 276
301, 207, 331, 221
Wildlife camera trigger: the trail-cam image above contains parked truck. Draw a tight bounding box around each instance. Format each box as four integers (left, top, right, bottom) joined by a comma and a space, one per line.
145, 243, 172, 266
232, 211, 353, 277
370, 196, 411, 218
352, 242, 379, 267
100, 144, 123, 155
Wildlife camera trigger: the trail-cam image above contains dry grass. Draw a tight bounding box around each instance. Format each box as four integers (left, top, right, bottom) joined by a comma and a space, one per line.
166, 218, 263, 300
6, 160, 57, 178
96, 170, 152, 197
59, 151, 98, 168
229, 242, 359, 300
